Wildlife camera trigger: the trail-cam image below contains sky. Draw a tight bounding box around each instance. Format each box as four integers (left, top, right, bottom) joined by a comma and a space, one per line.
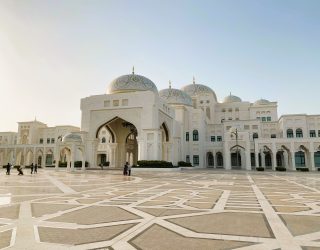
0, 0, 319, 131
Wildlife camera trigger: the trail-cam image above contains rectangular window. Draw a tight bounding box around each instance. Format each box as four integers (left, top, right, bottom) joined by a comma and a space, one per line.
104, 100, 110, 107
318, 130, 320, 137
186, 132, 189, 141
51, 138, 55, 143
217, 136, 222, 141
122, 99, 128, 106
193, 155, 199, 166
244, 125, 249, 130
186, 155, 190, 163
262, 117, 266, 122
47, 138, 50, 144
310, 130, 316, 137
267, 117, 271, 121
211, 136, 215, 142
271, 134, 276, 138
113, 100, 119, 106
39, 138, 43, 144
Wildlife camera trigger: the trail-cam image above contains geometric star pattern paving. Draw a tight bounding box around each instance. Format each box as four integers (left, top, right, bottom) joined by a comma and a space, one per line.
0, 169, 319, 250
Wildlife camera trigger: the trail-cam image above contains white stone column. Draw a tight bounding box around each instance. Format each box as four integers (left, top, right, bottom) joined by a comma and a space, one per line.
290, 142, 295, 170
245, 149, 251, 170
137, 138, 145, 160
109, 143, 117, 168
70, 144, 75, 171
310, 150, 315, 171
42, 147, 46, 168
224, 144, 231, 170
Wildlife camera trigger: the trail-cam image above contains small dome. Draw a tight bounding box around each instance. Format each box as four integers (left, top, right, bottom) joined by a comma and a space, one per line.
159, 88, 192, 106
62, 133, 82, 143
181, 83, 217, 102
107, 73, 158, 94
254, 99, 270, 105
223, 95, 242, 103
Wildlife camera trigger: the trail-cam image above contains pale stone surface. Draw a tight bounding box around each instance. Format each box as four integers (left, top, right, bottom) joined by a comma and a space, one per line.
0, 170, 319, 249
48, 206, 141, 225
130, 224, 254, 250
0, 230, 12, 249
38, 223, 137, 245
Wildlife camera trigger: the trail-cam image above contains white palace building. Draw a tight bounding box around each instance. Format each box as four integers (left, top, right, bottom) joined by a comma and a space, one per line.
1, 71, 320, 171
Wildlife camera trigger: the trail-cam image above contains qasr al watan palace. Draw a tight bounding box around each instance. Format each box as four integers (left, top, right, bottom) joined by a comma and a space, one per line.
1, 70, 320, 171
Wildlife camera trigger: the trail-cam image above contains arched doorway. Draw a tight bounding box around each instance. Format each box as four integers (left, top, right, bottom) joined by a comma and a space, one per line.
265, 152, 272, 169
96, 117, 138, 168
216, 152, 223, 168
207, 152, 214, 168
160, 123, 170, 161
314, 151, 320, 169
295, 151, 305, 167
276, 151, 284, 167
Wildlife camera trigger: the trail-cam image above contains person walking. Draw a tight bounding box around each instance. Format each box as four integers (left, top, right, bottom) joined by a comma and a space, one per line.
30, 163, 34, 174
17, 166, 24, 175
123, 162, 128, 176
34, 164, 38, 174
6, 163, 11, 175
128, 164, 132, 176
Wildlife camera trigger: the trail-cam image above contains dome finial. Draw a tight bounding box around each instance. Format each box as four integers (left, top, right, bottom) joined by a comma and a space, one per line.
169, 80, 172, 89
193, 76, 195, 84
132, 66, 135, 75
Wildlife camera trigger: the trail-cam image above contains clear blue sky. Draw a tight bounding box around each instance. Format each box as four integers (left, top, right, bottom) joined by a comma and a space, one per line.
0, 0, 319, 131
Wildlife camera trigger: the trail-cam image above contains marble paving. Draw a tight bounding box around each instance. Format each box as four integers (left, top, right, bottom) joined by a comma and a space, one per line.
0, 169, 319, 250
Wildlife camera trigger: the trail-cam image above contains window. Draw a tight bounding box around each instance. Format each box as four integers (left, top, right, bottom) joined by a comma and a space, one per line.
206, 100, 210, 104
257, 117, 260, 120
51, 138, 55, 143
186, 155, 190, 163
271, 134, 276, 138
287, 129, 294, 138
193, 130, 199, 141
47, 138, 50, 144
200, 100, 203, 104
186, 132, 189, 141
310, 130, 316, 137
211, 136, 215, 142
104, 100, 110, 107
222, 109, 226, 112
101, 137, 106, 143
253, 133, 258, 139
217, 136, 222, 141
122, 99, 128, 106
262, 117, 266, 122
228, 108, 232, 112
296, 128, 303, 138
244, 125, 249, 130
113, 100, 119, 106
318, 130, 320, 137
193, 155, 199, 166
267, 117, 271, 121
228, 118, 232, 120
39, 138, 43, 144
235, 108, 239, 111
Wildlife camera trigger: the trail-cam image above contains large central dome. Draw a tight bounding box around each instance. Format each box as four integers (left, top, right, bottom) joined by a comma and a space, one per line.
107, 73, 158, 94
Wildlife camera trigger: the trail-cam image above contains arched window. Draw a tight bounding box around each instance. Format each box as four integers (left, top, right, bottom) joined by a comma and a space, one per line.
287, 129, 294, 138
296, 128, 303, 138
253, 133, 258, 139
193, 130, 199, 141
101, 137, 106, 143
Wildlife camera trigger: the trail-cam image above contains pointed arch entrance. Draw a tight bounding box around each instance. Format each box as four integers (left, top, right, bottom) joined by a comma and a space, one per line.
96, 117, 139, 168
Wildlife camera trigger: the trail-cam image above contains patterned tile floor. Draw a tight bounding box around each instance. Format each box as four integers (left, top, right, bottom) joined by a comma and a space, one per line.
0, 169, 319, 250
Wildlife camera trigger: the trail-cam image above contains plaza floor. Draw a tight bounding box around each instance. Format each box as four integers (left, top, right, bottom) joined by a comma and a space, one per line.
0, 168, 319, 250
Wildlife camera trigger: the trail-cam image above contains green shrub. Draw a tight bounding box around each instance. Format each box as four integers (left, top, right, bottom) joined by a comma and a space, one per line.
178, 161, 193, 167
59, 161, 67, 168
137, 160, 173, 168
74, 161, 89, 168
276, 166, 286, 171
296, 167, 309, 172
103, 161, 110, 166
256, 167, 265, 171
